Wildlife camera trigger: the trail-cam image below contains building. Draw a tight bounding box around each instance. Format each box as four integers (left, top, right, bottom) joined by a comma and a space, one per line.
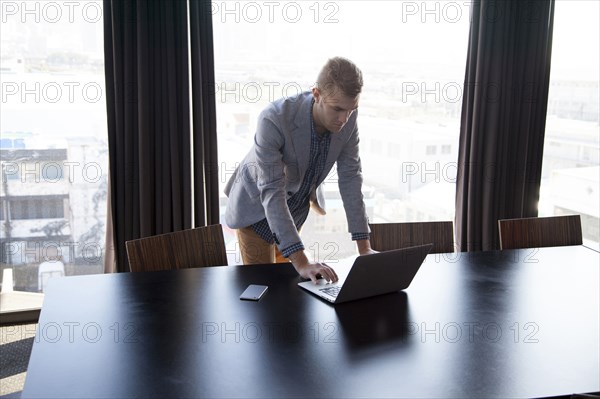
0, 133, 107, 291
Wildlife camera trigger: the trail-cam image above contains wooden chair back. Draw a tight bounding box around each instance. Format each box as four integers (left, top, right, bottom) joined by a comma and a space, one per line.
126, 224, 228, 272
498, 215, 583, 250
369, 221, 455, 254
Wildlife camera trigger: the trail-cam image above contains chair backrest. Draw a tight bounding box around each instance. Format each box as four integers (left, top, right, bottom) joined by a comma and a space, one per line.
369, 221, 455, 254
125, 224, 228, 272
497, 215, 583, 250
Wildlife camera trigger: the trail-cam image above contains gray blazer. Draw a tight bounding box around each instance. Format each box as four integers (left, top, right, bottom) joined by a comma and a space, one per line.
224, 91, 369, 251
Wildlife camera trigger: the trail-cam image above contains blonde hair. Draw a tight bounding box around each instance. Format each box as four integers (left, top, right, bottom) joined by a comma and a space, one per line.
316, 57, 363, 98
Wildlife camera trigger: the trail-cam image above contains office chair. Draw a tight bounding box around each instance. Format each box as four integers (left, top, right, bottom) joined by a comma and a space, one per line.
368, 221, 455, 254
497, 215, 583, 250
125, 224, 228, 272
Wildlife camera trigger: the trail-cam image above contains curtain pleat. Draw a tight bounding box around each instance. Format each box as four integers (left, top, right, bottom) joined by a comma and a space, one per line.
455, 0, 555, 251
189, 0, 220, 226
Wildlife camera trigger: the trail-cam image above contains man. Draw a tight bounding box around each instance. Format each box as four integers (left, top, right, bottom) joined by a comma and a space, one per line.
224, 57, 376, 283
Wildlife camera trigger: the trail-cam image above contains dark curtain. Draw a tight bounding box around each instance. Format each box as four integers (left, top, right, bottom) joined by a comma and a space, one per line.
189, 0, 220, 226
104, 0, 195, 272
455, 0, 555, 251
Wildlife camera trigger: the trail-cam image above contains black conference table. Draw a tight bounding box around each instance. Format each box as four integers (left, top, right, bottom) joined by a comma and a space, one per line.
23, 245, 599, 398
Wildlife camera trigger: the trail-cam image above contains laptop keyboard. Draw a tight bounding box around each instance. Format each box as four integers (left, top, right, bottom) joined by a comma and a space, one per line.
319, 285, 341, 298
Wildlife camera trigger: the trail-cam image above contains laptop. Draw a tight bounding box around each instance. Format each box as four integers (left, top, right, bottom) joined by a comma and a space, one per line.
298, 243, 433, 304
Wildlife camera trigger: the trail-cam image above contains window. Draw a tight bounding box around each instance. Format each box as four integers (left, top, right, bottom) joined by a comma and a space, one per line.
372, 139, 383, 155
41, 162, 64, 181
0, 1, 108, 303
540, 0, 600, 250
388, 143, 401, 158
9, 198, 65, 220
213, 1, 469, 262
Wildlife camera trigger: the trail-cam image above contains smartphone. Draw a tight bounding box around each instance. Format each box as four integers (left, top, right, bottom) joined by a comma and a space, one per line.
240, 284, 269, 301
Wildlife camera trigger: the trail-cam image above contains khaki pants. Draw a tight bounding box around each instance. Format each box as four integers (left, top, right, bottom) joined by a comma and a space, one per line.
236, 226, 290, 264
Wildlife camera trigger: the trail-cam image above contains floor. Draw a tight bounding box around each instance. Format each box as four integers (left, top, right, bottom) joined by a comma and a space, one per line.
0, 324, 36, 398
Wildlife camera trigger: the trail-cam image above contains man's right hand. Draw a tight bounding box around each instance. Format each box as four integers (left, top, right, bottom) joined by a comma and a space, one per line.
288, 251, 338, 284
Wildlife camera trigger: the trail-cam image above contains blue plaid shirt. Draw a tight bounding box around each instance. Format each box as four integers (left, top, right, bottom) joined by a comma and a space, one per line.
252, 99, 370, 257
